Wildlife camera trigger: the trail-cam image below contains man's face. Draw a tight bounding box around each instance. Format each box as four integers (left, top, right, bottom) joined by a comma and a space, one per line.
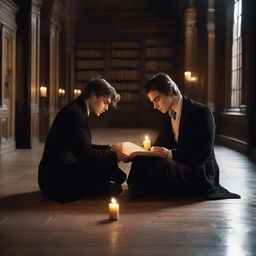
147, 90, 175, 113
89, 94, 111, 116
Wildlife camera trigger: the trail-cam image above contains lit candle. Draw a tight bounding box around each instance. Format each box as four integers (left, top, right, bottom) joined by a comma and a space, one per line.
40, 86, 47, 97
109, 197, 119, 221
143, 135, 151, 150
74, 89, 82, 98
58, 88, 65, 95
184, 71, 192, 82
190, 76, 196, 83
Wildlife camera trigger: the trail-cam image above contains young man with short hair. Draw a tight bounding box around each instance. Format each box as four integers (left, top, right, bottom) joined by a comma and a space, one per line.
128, 72, 240, 200
38, 79, 127, 203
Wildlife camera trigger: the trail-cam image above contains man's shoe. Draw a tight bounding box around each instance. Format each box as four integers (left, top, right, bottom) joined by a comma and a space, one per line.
105, 181, 123, 196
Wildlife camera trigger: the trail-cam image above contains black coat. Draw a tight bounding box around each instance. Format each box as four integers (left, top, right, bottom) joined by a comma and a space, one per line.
38, 97, 126, 202
154, 96, 220, 193
39, 96, 117, 170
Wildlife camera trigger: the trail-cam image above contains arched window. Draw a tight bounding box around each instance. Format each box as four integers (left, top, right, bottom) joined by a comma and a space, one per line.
231, 0, 242, 108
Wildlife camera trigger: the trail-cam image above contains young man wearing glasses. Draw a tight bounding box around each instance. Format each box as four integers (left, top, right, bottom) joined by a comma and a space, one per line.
127, 72, 240, 200
38, 79, 128, 203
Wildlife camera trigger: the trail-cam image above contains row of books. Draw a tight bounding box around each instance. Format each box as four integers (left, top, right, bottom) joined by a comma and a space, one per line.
110, 70, 140, 80
75, 59, 173, 70
119, 92, 141, 103
112, 82, 140, 91
145, 60, 174, 70
111, 59, 139, 68
76, 50, 140, 59
76, 71, 104, 80
73, 81, 140, 92
76, 48, 173, 59
144, 38, 173, 46
76, 60, 105, 69
112, 41, 140, 48
76, 69, 173, 83
76, 41, 104, 48
76, 38, 172, 49
111, 49, 139, 58
145, 47, 173, 57
76, 50, 105, 58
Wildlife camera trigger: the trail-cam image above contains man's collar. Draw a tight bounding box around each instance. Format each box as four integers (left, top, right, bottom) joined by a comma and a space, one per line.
84, 99, 90, 116
170, 95, 182, 112
168, 95, 183, 120
174, 95, 183, 113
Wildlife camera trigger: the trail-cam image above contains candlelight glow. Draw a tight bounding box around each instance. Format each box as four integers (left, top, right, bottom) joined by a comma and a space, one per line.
40, 86, 47, 97
190, 76, 196, 82
111, 198, 116, 204
109, 197, 119, 220
143, 135, 151, 150
58, 88, 65, 95
74, 89, 82, 96
184, 71, 192, 81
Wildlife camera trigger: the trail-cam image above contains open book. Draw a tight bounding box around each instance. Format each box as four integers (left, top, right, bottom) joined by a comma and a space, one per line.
121, 142, 161, 158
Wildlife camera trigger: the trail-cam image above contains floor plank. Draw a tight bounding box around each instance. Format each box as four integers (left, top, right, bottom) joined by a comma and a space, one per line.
0, 129, 256, 256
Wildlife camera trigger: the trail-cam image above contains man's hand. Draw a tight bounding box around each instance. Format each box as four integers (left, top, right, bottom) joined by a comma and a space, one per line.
116, 152, 129, 162
110, 143, 122, 153
150, 146, 168, 158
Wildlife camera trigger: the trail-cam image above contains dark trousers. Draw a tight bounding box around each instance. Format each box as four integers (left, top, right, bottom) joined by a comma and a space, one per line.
127, 156, 202, 196
38, 161, 126, 203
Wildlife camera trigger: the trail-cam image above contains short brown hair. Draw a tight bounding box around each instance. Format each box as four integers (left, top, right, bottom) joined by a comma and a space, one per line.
81, 79, 120, 107
144, 72, 180, 96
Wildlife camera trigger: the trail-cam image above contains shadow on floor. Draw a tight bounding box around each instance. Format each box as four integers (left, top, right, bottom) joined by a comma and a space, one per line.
0, 190, 205, 213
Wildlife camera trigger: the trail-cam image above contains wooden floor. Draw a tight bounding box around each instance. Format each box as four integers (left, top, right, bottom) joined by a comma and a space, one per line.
0, 129, 256, 256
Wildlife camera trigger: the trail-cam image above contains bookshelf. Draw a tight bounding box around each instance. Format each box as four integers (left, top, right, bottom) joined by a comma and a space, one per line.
74, 37, 176, 127
108, 40, 142, 126
144, 38, 175, 80
75, 41, 106, 93
140, 38, 175, 126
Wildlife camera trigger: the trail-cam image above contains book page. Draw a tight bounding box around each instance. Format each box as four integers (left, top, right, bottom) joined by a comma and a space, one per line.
121, 142, 147, 156
121, 142, 163, 159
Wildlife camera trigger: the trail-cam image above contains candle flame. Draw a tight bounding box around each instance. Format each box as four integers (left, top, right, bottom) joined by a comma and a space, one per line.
58, 88, 65, 95
184, 71, 191, 76
145, 135, 149, 140
111, 197, 116, 204
40, 86, 47, 97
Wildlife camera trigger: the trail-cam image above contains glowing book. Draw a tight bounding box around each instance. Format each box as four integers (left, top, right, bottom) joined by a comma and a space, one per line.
121, 142, 161, 158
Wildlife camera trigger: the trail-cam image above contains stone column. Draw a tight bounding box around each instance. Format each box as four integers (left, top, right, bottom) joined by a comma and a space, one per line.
48, 0, 63, 125
207, 0, 215, 111
0, 0, 18, 153
30, 0, 42, 145
184, 5, 197, 98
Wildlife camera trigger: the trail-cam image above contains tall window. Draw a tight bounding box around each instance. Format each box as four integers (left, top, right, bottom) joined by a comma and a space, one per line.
231, 0, 242, 108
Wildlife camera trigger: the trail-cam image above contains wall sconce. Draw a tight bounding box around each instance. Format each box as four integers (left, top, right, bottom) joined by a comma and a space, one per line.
190, 76, 196, 82
184, 71, 192, 82
74, 89, 81, 97
190, 76, 196, 84
40, 86, 47, 97
40, 85, 48, 112
58, 88, 65, 96
184, 71, 197, 87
